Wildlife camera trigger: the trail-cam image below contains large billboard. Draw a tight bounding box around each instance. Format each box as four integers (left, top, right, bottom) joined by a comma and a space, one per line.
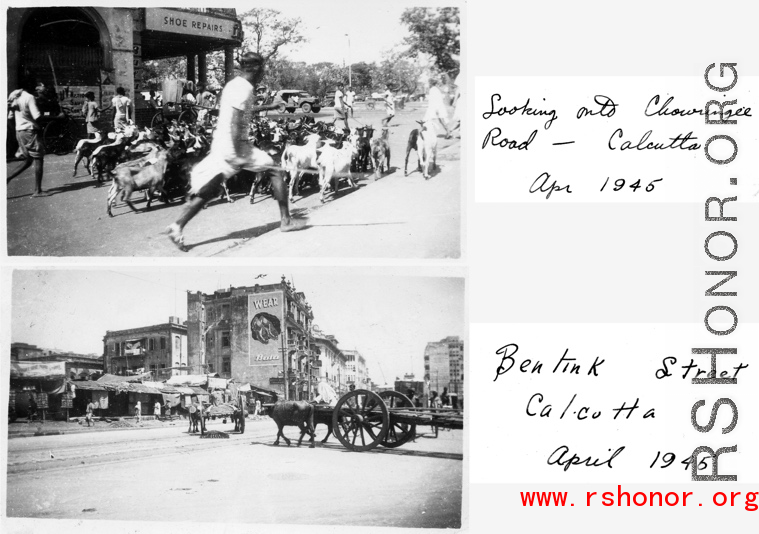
10, 361, 66, 379
247, 291, 284, 367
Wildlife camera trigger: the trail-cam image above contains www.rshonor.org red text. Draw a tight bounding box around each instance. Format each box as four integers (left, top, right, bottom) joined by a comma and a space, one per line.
521, 486, 758, 510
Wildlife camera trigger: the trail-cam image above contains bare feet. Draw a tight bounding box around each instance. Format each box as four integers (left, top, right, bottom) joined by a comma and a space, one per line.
165, 223, 187, 251
280, 218, 307, 232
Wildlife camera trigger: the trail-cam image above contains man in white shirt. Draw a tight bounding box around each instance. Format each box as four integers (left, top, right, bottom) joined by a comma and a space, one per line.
345, 86, 356, 117
333, 82, 350, 131
166, 52, 298, 251
7, 81, 47, 196
381, 85, 395, 127
111, 87, 132, 131
424, 77, 450, 138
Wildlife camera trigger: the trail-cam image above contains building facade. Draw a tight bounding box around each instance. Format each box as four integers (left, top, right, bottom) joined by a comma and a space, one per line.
342, 349, 369, 389
10, 343, 44, 361
312, 332, 347, 394
103, 316, 188, 380
424, 336, 464, 403
7, 7, 243, 128
186, 278, 315, 401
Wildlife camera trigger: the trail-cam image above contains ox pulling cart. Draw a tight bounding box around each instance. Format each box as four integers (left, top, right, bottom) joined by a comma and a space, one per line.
271, 389, 464, 453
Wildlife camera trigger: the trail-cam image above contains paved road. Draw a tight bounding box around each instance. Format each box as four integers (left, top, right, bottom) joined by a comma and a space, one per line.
6, 417, 463, 528
6, 104, 460, 258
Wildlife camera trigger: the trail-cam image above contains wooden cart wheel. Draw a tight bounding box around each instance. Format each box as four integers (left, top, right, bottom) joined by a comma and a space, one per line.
378, 391, 416, 448
332, 389, 389, 452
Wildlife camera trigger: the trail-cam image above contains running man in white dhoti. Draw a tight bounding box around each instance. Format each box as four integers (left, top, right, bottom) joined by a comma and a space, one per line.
165, 52, 298, 251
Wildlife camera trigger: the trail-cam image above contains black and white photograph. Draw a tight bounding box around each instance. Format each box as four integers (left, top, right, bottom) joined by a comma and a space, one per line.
5, 4, 461, 258
5, 269, 465, 529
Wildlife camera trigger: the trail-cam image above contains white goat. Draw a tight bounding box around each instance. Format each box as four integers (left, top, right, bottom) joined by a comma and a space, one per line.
417, 120, 438, 180
317, 138, 358, 203
282, 133, 322, 201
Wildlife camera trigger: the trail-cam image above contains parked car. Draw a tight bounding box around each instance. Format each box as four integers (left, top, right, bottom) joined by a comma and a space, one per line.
323, 91, 336, 107
271, 90, 321, 113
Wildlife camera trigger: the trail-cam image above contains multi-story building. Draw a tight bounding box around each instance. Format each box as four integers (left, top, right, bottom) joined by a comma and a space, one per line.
186, 277, 314, 400
10, 343, 44, 361
103, 316, 188, 380
342, 349, 369, 389
424, 336, 464, 404
312, 331, 347, 394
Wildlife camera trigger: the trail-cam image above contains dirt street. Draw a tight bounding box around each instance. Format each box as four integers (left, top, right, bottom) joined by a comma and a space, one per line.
6, 417, 463, 528
6, 103, 460, 258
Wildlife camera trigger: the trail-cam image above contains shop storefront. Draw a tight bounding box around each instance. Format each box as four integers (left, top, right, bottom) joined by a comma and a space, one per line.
7, 7, 242, 127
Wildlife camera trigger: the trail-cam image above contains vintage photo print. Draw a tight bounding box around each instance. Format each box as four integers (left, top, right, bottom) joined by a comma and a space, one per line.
5, 4, 462, 258
4, 267, 465, 530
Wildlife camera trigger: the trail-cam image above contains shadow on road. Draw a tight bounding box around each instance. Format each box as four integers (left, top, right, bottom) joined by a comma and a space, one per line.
44, 179, 109, 196
246, 439, 463, 461
185, 216, 310, 252
108, 199, 176, 218
308, 221, 405, 228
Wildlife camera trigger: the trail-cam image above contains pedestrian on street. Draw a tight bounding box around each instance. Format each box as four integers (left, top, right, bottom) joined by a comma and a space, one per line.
345, 86, 356, 118
430, 391, 442, 409
195, 83, 214, 126
381, 84, 395, 127
134, 400, 142, 423
85, 400, 96, 427
81, 91, 102, 142
27, 392, 38, 423
165, 51, 299, 251
254, 398, 262, 417
164, 400, 173, 421
111, 87, 132, 131
440, 387, 450, 407
154, 400, 162, 420
7, 81, 47, 196
334, 82, 350, 132
147, 89, 160, 111
424, 77, 451, 139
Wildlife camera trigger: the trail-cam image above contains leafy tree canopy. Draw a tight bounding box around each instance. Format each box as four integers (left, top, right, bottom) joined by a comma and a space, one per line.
239, 8, 307, 62
400, 7, 460, 76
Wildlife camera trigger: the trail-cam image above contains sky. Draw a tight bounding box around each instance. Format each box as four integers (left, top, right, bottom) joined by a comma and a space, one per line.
10, 269, 464, 385
239, 2, 413, 65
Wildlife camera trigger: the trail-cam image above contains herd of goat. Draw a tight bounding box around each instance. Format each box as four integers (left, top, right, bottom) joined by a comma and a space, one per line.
70, 114, 439, 217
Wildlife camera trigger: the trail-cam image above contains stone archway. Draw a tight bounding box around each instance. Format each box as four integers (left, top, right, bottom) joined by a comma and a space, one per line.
18, 8, 108, 89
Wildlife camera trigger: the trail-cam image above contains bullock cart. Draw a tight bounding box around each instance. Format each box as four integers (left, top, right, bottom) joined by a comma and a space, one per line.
271, 389, 463, 452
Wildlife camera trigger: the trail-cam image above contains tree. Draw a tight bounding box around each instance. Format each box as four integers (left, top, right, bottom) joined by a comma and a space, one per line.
400, 7, 460, 76
239, 8, 307, 62
376, 54, 423, 96
305, 62, 346, 98
349, 62, 378, 93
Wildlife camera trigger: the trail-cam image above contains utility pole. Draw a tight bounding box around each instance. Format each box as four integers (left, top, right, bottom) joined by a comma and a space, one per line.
345, 34, 351, 87
279, 332, 288, 401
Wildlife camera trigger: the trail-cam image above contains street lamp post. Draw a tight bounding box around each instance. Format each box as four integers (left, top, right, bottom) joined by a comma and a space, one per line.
345, 34, 351, 87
